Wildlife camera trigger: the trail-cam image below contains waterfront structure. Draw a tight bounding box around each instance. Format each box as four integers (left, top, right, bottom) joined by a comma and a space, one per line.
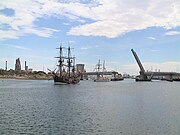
76, 64, 85, 73
76, 64, 85, 80
5, 61, 7, 71
131, 49, 180, 82
131, 49, 151, 81
25, 61, 28, 71
15, 58, 21, 71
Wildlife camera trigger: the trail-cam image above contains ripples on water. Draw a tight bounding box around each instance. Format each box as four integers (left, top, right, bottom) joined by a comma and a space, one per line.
0, 79, 180, 135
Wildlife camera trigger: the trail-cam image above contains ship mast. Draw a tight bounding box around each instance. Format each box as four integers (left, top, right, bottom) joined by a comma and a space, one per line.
67, 46, 71, 78
59, 46, 63, 77
53, 43, 80, 84
97, 59, 101, 72
67, 46, 75, 78
72, 55, 75, 74
55, 45, 64, 77
55, 43, 75, 78
102, 60, 106, 77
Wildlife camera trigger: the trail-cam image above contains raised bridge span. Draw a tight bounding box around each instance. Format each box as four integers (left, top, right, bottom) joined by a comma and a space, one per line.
131, 49, 180, 81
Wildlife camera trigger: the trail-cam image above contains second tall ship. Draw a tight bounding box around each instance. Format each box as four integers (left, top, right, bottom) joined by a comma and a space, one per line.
52, 46, 80, 84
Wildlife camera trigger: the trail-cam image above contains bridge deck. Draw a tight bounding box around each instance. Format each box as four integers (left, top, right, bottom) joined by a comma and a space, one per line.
145, 72, 180, 76
83, 71, 118, 75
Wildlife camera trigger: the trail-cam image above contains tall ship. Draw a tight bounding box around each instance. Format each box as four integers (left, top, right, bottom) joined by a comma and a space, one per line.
94, 60, 110, 82
52, 46, 80, 84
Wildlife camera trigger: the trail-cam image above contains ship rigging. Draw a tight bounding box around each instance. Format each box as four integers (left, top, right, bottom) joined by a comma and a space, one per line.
53, 46, 80, 84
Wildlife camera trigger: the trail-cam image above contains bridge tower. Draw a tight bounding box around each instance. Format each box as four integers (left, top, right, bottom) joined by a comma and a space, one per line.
131, 49, 151, 81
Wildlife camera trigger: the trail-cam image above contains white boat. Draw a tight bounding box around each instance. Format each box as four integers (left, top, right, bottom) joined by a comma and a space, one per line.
94, 77, 110, 82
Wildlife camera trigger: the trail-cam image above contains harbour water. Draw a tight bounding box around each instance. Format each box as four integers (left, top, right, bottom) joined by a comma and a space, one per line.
1, 79, 180, 135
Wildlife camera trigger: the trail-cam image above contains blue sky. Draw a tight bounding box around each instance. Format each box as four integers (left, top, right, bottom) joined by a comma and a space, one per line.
0, 0, 180, 75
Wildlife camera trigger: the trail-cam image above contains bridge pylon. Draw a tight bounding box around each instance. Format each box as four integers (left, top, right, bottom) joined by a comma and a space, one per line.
131, 49, 151, 81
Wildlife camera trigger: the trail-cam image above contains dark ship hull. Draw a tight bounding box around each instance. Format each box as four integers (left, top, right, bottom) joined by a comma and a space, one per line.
53, 75, 80, 85
173, 78, 180, 81
111, 73, 124, 81
135, 78, 151, 82
111, 78, 124, 81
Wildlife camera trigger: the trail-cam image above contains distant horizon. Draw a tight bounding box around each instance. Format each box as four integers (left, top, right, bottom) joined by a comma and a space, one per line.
1, 53, 180, 76
0, 0, 180, 75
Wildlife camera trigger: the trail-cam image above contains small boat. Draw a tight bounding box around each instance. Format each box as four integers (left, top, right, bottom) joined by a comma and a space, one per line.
161, 78, 173, 82
94, 76, 110, 82
173, 78, 180, 81
135, 76, 151, 82
111, 73, 124, 81
52, 46, 80, 85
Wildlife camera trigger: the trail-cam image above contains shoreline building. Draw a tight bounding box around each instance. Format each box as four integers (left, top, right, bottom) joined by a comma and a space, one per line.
15, 58, 21, 71
25, 61, 28, 71
5, 61, 7, 70
76, 64, 85, 80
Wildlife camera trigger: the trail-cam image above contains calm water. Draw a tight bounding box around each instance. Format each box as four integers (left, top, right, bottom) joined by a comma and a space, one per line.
0, 79, 180, 135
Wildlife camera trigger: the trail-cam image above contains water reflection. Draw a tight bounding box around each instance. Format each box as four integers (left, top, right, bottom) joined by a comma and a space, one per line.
0, 79, 180, 134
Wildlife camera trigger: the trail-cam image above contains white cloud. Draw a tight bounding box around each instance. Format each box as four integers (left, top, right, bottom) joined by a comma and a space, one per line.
10, 45, 29, 50
165, 31, 180, 36
23, 27, 59, 37
63, 22, 70, 25
80, 46, 92, 50
68, 20, 128, 38
120, 63, 139, 75
0, 58, 14, 62
0, 0, 180, 39
67, 0, 180, 38
0, 0, 60, 40
150, 49, 159, 52
147, 37, 156, 40
143, 48, 159, 52
0, 30, 20, 40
